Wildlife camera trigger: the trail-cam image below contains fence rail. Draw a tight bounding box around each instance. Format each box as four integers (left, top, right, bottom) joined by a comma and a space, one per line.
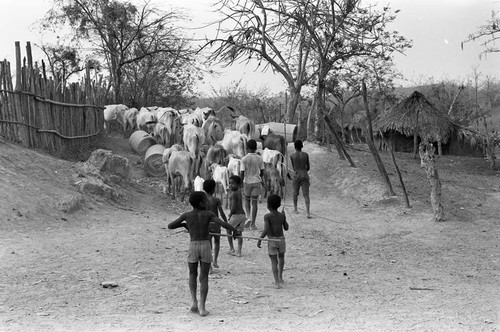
0, 41, 110, 157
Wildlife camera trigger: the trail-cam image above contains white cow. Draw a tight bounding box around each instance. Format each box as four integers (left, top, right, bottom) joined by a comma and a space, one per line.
162, 147, 195, 201
103, 104, 129, 135
227, 154, 242, 177
209, 163, 230, 208
194, 175, 205, 192
219, 129, 248, 159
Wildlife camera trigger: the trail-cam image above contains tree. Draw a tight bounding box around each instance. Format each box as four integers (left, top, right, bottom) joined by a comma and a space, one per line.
38, 37, 101, 90
286, 1, 410, 142
201, 0, 316, 123
42, 0, 193, 103
462, 10, 500, 56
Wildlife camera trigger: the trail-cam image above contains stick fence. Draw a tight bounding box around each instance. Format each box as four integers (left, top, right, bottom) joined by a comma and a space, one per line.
0, 41, 111, 157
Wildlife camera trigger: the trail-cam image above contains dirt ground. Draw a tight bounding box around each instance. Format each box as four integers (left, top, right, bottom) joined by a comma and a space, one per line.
0, 134, 499, 332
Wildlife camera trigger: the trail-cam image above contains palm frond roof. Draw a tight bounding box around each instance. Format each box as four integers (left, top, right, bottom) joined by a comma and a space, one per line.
375, 91, 454, 142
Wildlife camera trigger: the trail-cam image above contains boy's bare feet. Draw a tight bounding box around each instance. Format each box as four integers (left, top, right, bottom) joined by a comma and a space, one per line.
230, 251, 241, 257
213, 262, 219, 268
190, 304, 199, 313
306, 215, 312, 219
227, 249, 235, 255
274, 282, 281, 289
251, 224, 257, 230
293, 209, 299, 214
199, 309, 210, 316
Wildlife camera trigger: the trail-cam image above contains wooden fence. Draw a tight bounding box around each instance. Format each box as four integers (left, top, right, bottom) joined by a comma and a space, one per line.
0, 41, 110, 157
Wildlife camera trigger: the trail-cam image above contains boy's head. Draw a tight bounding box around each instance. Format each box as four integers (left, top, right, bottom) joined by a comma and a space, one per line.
189, 191, 207, 209
267, 194, 281, 210
202, 178, 216, 195
247, 139, 257, 151
294, 139, 303, 150
229, 175, 241, 190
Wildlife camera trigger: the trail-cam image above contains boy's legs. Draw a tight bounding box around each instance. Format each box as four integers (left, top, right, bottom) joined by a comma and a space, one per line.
236, 238, 243, 256
188, 262, 199, 312
278, 253, 285, 283
293, 193, 299, 213
269, 254, 280, 288
244, 195, 251, 227
250, 196, 258, 228
198, 261, 211, 316
304, 194, 311, 218
226, 229, 235, 253
213, 235, 220, 268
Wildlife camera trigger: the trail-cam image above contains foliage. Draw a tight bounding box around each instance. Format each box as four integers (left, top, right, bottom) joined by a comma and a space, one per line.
462, 10, 500, 56
207, 80, 284, 125
41, 0, 196, 104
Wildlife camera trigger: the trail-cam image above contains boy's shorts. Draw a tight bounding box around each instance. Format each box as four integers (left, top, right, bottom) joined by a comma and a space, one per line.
268, 236, 286, 255
243, 182, 262, 198
293, 171, 310, 196
188, 240, 213, 263
229, 214, 246, 232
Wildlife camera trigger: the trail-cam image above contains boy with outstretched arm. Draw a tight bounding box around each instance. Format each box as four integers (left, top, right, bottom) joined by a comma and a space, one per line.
203, 179, 228, 270
226, 175, 246, 257
168, 191, 240, 317
257, 194, 289, 289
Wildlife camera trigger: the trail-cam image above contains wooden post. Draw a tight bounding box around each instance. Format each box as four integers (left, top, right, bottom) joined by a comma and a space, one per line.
324, 115, 356, 167
419, 142, 444, 222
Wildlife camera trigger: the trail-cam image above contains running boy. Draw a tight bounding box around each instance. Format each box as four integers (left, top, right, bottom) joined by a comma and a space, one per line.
226, 175, 246, 257
241, 139, 264, 230
203, 179, 228, 270
168, 191, 239, 317
257, 194, 289, 289
289, 139, 311, 218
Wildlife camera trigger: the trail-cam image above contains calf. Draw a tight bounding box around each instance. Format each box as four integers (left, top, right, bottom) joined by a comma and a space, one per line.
263, 163, 284, 199
209, 163, 230, 209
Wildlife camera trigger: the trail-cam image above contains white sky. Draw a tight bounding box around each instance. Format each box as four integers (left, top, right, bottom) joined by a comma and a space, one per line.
1, 0, 499, 95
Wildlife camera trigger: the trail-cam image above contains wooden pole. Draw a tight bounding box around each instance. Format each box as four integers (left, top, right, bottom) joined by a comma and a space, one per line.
210, 232, 282, 242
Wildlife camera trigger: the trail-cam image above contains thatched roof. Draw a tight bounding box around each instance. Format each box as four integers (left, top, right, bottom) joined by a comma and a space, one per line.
374, 91, 455, 142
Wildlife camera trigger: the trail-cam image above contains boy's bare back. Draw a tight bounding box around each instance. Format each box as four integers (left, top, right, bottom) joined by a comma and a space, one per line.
229, 190, 245, 216
263, 211, 289, 237
174, 210, 221, 241
206, 195, 222, 216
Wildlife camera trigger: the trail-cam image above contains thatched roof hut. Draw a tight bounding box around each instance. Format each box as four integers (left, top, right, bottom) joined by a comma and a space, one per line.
375, 91, 454, 143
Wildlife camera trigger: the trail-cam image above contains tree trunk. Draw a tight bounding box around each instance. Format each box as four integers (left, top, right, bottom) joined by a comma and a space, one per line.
306, 97, 316, 141
285, 86, 301, 123
361, 80, 395, 196
314, 69, 327, 143
419, 142, 445, 222
482, 117, 496, 170
324, 115, 355, 167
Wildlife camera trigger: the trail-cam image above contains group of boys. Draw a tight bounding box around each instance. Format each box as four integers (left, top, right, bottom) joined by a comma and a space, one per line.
168, 139, 310, 317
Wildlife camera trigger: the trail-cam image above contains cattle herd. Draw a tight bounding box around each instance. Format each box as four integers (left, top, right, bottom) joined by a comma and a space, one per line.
103, 104, 288, 202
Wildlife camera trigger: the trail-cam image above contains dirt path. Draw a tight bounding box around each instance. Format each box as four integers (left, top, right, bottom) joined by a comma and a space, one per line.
0, 138, 499, 331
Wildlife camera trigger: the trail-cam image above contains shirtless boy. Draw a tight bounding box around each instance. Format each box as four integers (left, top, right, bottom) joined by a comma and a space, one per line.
289, 139, 311, 218
226, 175, 246, 257
257, 194, 289, 289
168, 191, 239, 316
203, 179, 228, 270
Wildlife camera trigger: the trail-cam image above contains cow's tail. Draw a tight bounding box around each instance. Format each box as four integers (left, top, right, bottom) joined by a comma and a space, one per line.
240, 134, 248, 157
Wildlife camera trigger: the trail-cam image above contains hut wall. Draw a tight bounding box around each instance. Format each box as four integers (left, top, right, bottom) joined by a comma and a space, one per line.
442, 137, 483, 157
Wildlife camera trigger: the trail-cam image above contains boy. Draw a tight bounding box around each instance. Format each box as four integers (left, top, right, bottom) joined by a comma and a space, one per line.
168, 191, 239, 317
289, 139, 311, 218
226, 175, 246, 257
241, 139, 264, 230
203, 179, 228, 270
257, 194, 289, 289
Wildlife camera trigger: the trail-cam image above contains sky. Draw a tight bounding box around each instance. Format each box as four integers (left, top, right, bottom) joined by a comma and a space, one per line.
1, 0, 499, 95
